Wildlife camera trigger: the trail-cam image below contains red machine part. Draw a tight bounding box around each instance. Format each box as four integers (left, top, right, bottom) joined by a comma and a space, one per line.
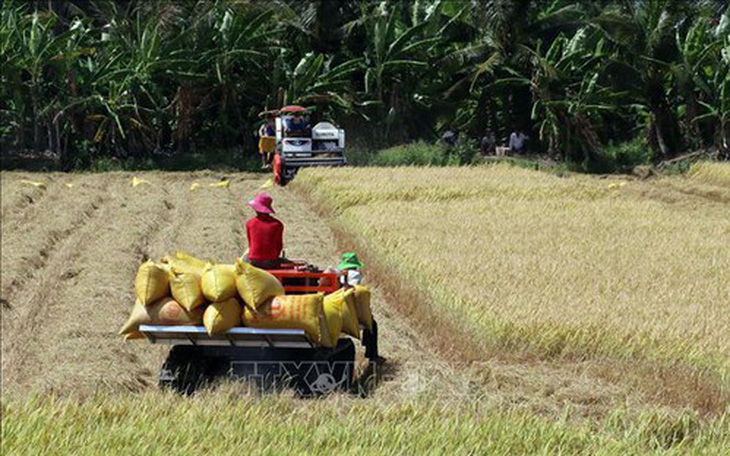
273, 154, 283, 186
279, 105, 309, 113
267, 263, 340, 295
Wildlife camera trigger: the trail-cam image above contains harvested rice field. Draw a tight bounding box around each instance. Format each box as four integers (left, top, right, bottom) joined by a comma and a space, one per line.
2, 165, 729, 454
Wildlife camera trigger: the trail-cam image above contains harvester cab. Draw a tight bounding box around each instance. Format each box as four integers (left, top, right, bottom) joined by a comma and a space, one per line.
140, 260, 377, 396
269, 106, 346, 186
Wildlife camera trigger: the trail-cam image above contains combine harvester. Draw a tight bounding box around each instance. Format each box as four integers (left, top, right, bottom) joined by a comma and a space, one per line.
139, 260, 378, 396
268, 106, 347, 186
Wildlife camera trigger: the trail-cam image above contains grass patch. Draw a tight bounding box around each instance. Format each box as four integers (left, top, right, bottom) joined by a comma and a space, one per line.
3, 393, 729, 455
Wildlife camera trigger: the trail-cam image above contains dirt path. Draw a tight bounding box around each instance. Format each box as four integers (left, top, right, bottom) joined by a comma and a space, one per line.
0, 171, 459, 398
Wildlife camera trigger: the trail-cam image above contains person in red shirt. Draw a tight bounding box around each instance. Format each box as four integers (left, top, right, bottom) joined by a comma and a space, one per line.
245, 193, 284, 268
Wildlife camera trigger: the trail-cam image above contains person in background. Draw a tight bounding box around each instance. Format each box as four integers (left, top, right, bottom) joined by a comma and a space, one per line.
480, 131, 496, 155
508, 129, 529, 153
441, 128, 458, 147
258, 113, 276, 169
245, 193, 284, 269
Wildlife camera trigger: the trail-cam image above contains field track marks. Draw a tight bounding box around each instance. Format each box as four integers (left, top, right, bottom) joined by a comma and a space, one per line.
110, 173, 261, 395
625, 177, 730, 209
1, 175, 110, 308
169, 174, 251, 261
0, 173, 76, 227
1, 175, 175, 394
1, 173, 54, 224
278, 185, 468, 397
32, 173, 262, 395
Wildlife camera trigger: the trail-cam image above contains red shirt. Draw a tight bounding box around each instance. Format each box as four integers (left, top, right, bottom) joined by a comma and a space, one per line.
246, 214, 284, 261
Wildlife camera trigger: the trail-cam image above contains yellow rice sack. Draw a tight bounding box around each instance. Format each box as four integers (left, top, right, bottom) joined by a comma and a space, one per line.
322, 295, 343, 347
135, 260, 170, 305
352, 285, 373, 330
169, 268, 205, 311
203, 297, 242, 336
201, 263, 237, 302
234, 259, 285, 309
119, 297, 204, 339
243, 294, 324, 345
163, 251, 208, 277
325, 288, 360, 339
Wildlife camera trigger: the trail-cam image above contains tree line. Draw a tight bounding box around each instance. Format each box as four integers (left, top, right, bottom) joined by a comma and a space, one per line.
1, 0, 728, 170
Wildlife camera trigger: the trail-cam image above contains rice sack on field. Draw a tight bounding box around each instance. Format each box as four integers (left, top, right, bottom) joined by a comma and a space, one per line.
243, 294, 325, 345
135, 260, 170, 305
351, 285, 373, 330
234, 259, 285, 309
119, 297, 204, 340
201, 262, 237, 302
203, 298, 242, 336
163, 250, 208, 277
325, 288, 360, 339
169, 267, 205, 311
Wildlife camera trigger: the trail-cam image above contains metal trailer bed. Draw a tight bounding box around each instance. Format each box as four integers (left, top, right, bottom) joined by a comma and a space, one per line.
140, 325, 314, 348
140, 325, 356, 396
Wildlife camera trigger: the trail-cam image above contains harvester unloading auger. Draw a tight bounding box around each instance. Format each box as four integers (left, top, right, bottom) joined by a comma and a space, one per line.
261, 106, 347, 186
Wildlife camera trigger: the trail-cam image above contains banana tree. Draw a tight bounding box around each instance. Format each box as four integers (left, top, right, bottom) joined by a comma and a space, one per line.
188, 3, 278, 147
494, 28, 624, 164
272, 51, 361, 117
689, 9, 730, 155
358, 6, 442, 141
69, 7, 190, 157
592, 0, 693, 158
0, 6, 76, 152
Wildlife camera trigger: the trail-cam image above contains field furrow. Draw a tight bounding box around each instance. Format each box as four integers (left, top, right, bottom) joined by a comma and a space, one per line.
1, 176, 110, 308
0, 171, 459, 397
0, 173, 57, 224
1, 175, 177, 393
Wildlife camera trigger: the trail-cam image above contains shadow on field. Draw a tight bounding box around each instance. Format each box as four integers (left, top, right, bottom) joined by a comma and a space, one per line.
354, 357, 398, 398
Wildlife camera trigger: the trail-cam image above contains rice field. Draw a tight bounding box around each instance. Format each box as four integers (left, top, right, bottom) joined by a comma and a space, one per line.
2, 166, 730, 454
295, 164, 730, 392
3, 391, 729, 455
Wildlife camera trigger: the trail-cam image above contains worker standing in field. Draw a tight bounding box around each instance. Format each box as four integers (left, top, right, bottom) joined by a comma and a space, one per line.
258, 113, 277, 169
245, 193, 284, 269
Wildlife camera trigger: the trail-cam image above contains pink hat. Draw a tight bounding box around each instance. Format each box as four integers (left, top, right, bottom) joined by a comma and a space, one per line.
248, 193, 275, 214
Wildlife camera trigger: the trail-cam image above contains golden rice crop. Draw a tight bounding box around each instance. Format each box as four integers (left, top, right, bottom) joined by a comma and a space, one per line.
297, 164, 730, 381
690, 162, 730, 188
3, 392, 729, 455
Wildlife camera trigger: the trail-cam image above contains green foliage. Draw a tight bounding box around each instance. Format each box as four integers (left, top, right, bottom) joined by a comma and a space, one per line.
1, 0, 729, 171
368, 139, 479, 167
588, 138, 650, 174
372, 141, 446, 166
446, 138, 480, 165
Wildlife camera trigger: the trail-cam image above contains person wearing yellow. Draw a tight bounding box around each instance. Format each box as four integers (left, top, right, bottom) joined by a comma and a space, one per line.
258, 113, 276, 169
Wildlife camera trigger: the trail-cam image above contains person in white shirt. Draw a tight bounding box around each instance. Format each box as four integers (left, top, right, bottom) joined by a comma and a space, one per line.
509, 129, 529, 152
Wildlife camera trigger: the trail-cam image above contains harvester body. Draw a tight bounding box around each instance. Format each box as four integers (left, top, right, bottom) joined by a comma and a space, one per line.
270, 106, 346, 185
